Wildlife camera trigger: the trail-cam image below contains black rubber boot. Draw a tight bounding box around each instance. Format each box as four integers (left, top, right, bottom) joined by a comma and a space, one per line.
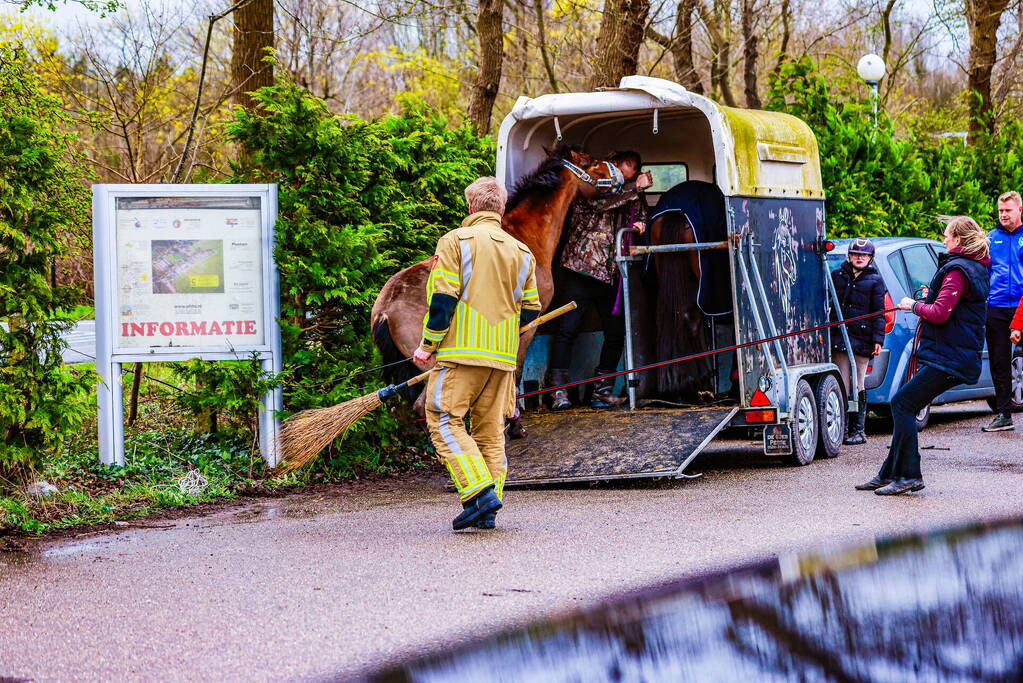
452, 486, 502, 530
549, 368, 572, 411
475, 510, 497, 529
844, 390, 868, 445
590, 369, 625, 408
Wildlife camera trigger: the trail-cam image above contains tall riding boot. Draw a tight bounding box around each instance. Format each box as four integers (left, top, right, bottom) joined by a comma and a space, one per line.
591, 368, 625, 408
548, 368, 572, 411
844, 390, 868, 445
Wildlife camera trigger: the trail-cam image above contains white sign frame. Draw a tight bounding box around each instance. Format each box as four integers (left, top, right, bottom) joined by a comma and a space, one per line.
93, 184, 283, 467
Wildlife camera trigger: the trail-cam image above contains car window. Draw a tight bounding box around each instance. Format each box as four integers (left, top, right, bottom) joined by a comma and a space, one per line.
902, 245, 938, 295
642, 163, 689, 193
887, 251, 911, 295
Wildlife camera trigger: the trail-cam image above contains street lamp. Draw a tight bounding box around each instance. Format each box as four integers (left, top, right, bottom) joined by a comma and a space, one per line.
857, 54, 886, 127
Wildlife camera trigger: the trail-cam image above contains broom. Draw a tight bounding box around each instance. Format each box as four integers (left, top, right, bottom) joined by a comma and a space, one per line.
274, 301, 577, 473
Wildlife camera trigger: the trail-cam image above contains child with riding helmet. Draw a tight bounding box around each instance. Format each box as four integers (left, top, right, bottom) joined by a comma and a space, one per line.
831, 237, 888, 445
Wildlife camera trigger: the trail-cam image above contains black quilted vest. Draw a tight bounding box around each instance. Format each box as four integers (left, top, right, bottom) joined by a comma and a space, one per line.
915, 253, 990, 383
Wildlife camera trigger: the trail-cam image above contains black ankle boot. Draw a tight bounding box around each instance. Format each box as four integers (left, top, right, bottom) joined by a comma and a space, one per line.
590, 369, 624, 408
844, 390, 868, 445
475, 510, 497, 529
453, 486, 502, 530
548, 368, 572, 411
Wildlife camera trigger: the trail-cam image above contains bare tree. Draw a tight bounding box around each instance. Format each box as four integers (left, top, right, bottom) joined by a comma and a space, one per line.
588, 0, 652, 89
741, 0, 761, 107
231, 0, 274, 110
648, 0, 705, 92
466, 0, 505, 132
965, 0, 1010, 135
773, 0, 791, 74
702, 0, 736, 106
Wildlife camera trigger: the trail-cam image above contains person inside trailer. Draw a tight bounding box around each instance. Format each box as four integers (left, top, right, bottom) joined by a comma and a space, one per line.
547, 150, 652, 410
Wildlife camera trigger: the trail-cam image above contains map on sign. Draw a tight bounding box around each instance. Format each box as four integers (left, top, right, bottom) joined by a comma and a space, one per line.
151, 240, 225, 294
114, 196, 265, 349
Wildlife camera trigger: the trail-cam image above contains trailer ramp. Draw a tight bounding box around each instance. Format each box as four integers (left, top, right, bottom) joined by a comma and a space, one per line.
505, 407, 738, 487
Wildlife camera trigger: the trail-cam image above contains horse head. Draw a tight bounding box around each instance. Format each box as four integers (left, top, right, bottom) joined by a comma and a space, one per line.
543, 144, 623, 199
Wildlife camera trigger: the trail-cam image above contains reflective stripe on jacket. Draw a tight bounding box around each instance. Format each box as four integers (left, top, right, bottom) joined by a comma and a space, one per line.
419, 211, 541, 370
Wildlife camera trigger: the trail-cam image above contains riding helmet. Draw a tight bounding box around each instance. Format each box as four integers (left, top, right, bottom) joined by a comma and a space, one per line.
848, 238, 875, 257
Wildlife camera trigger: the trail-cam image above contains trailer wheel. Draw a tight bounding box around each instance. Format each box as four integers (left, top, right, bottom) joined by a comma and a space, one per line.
814, 374, 844, 459
783, 379, 817, 466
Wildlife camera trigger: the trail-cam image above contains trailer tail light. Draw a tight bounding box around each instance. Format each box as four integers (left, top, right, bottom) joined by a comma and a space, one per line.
745, 409, 778, 423
884, 293, 896, 333
824, 240, 835, 252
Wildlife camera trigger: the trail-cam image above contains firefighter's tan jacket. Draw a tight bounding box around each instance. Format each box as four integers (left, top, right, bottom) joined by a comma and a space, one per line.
419, 211, 541, 370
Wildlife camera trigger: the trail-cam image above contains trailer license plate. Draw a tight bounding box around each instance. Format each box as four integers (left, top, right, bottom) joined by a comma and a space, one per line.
763, 424, 793, 455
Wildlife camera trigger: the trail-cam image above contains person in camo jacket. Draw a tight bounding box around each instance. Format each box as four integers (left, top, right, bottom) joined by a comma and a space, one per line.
548, 150, 651, 411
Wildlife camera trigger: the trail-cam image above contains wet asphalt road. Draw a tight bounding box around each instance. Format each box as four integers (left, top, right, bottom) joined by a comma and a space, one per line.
1, 400, 1021, 682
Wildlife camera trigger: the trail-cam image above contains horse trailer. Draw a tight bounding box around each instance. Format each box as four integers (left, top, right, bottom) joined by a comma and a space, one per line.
498, 76, 855, 486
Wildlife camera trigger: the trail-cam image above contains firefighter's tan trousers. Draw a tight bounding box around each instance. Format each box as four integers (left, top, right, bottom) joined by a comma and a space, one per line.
425, 362, 516, 502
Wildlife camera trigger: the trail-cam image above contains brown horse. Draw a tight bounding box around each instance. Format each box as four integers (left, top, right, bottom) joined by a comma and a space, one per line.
648, 212, 715, 403
370, 145, 615, 416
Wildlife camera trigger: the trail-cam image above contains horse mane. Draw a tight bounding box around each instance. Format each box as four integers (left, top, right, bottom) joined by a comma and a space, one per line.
505, 144, 581, 213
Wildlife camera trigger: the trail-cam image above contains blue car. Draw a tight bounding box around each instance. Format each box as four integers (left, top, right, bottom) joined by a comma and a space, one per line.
828, 237, 1023, 428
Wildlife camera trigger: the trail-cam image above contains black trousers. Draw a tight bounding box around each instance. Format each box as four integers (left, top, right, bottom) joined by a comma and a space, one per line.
877, 364, 961, 480
986, 305, 1016, 416
550, 268, 626, 372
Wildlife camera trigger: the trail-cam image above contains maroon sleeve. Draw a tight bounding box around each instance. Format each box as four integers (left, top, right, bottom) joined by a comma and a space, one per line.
912, 269, 968, 324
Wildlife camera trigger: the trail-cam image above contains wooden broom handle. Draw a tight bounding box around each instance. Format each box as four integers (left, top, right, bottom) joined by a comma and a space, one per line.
404, 301, 578, 388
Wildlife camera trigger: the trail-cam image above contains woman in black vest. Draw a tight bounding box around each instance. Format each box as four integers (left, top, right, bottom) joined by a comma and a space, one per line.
856, 216, 991, 495
832, 238, 887, 445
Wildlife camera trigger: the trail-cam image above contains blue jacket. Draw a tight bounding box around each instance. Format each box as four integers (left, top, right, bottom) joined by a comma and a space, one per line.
987, 225, 1023, 307
916, 252, 990, 384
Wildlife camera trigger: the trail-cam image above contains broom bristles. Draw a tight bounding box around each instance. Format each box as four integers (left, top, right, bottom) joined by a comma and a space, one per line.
274, 391, 384, 474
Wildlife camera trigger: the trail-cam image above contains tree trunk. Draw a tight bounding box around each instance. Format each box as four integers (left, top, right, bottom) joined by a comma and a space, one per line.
673, 0, 704, 93
703, 2, 736, 107
534, 0, 559, 92
741, 0, 761, 108
966, 0, 1009, 137
466, 0, 505, 133
588, 0, 652, 90
231, 0, 275, 110
773, 0, 791, 75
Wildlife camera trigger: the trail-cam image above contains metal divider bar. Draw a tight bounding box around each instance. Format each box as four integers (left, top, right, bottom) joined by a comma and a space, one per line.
615, 228, 641, 410
629, 240, 728, 256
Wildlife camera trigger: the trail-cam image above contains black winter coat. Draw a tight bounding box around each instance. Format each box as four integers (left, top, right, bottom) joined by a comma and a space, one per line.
831, 260, 887, 357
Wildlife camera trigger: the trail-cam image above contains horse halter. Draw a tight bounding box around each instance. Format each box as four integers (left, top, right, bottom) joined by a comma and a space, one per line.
561, 160, 625, 194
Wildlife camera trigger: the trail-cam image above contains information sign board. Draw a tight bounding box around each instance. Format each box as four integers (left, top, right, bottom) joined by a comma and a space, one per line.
93, 185, 282, 466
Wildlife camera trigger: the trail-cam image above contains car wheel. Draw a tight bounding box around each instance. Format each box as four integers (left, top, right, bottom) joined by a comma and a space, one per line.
986, 354, 1023, 414
915, 403, 930, 431
782, 379, 817, 466
814, 374, 844, 459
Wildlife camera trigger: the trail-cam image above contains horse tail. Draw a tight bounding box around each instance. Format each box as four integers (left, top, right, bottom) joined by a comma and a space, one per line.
371, 315, 422, 400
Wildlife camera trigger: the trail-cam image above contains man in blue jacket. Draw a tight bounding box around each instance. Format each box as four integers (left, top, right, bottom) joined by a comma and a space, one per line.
983, 191, 1023, 431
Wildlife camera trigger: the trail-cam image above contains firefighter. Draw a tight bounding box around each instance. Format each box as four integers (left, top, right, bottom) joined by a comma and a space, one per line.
412, 177, 542, 531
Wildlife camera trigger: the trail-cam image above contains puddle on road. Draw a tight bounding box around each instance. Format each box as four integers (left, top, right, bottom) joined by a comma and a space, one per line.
361, 517, 1023, 682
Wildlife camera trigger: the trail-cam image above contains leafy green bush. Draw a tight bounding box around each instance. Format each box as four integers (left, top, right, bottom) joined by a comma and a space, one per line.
191, 79, 495, 468
767, 58, 1023, 239
0, 45, 95, 483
